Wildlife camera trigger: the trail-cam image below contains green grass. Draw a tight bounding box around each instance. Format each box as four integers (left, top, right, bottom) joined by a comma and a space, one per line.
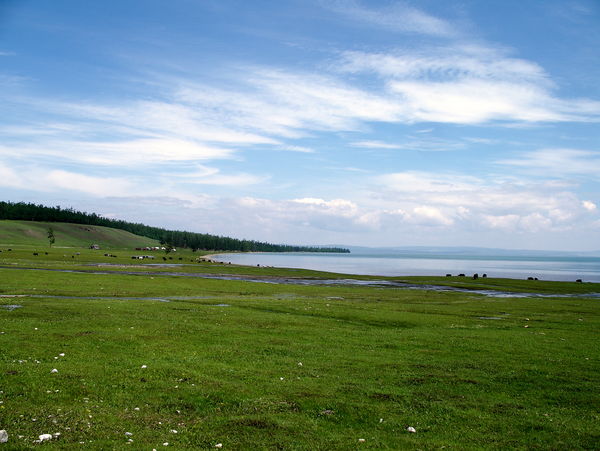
0, 239, 599, 449
0, 220, 159, 249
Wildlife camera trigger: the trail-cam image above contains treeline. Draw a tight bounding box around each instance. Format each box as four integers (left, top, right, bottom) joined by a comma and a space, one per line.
0, 201, 350, 253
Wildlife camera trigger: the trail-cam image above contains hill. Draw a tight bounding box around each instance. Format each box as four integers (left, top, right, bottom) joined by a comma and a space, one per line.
0, 201, 349, 253
0, 220, 159, 249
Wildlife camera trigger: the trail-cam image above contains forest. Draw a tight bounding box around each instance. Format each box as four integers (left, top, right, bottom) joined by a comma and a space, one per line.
0, 201, 349, 253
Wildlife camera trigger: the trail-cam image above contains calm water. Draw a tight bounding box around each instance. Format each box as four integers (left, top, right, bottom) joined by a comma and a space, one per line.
211, 251, 600, 282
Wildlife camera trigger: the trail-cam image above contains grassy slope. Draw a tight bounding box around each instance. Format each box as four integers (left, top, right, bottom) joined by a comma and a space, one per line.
0, 247, 599, 449
0, 220, 158, 249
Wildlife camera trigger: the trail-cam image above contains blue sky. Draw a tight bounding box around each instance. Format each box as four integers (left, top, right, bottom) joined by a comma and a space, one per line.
1, 0, 600, 250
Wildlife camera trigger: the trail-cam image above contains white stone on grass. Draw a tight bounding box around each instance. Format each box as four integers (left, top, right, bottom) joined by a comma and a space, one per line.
407, 426, 416, 433
0, 430, 8, 443
51, 368, 58, 374
215, 444, 223, 448
125, 432, 133, 436
39, 434, 53, 441
170, 430, 178, 434
141, 365, 147, 369
358, 438, 366, 442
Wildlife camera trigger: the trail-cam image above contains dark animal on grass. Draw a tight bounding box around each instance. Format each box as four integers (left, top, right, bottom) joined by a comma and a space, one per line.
473, 273, 479, 280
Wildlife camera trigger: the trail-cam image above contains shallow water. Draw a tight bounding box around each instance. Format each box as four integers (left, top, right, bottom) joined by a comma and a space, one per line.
1, 265, 599, 299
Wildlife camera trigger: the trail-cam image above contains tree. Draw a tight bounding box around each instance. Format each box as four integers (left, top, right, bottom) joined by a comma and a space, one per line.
47, 227, 55, 247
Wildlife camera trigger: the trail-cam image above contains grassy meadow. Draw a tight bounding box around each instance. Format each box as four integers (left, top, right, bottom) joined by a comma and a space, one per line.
0, 224, 599, 449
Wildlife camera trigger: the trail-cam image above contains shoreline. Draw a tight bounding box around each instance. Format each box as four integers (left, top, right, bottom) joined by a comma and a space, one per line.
203, 252, 600, 284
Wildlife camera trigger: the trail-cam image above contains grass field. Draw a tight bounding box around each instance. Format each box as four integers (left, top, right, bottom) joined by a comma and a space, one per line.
0, 229, 599, 449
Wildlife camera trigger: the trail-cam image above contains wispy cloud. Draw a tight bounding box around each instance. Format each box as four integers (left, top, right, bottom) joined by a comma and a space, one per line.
497, 148, 600, 178
339, 46, 600, 124
352, 138, 464, 151
324, 0, 456, 37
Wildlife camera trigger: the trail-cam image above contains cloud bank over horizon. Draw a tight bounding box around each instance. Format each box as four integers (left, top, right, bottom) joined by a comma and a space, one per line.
1, 0, 599, 250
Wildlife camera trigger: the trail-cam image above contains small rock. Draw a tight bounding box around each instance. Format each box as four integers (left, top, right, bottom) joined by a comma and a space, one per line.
141, 365, 147, 369
170, 429, 177, 434
407, 426, 416, 433
59, 353, 65, 357
0, 430, 8, 443
51, 368, 58, 373
297, 362, 303, 366
215, 444, 223, 449
163, 443, 169, 446
39, 433, 53, 441
125, 432, 133, 436
358, 438, 366, 442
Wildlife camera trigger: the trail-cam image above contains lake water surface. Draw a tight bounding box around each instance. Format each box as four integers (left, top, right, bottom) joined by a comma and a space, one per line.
211, 251, 600, 283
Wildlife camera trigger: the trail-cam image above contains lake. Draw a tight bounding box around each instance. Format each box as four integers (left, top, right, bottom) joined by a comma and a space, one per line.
210, 251, 600, 283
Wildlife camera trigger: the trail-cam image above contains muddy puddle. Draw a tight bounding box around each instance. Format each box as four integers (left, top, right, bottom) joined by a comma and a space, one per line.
1, 265, 599, 299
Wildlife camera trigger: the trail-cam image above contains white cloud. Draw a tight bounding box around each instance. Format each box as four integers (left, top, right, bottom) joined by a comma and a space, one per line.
583, 200, 597, 211
411, 205, 454, 226
0, 163, 134, 197
292, 198, 358, 217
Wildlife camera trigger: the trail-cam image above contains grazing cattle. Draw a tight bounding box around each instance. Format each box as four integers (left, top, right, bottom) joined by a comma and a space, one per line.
33, 252, 38, 256
473, 273, 479, 280
527, 277, 534, 280
482, 274, 487, 278
576, 279, 583, 283
446, 274, 452, 277
458, 273, 465, 277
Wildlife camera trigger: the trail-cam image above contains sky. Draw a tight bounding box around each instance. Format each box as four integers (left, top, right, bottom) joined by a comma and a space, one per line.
1, 0, 600, 251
